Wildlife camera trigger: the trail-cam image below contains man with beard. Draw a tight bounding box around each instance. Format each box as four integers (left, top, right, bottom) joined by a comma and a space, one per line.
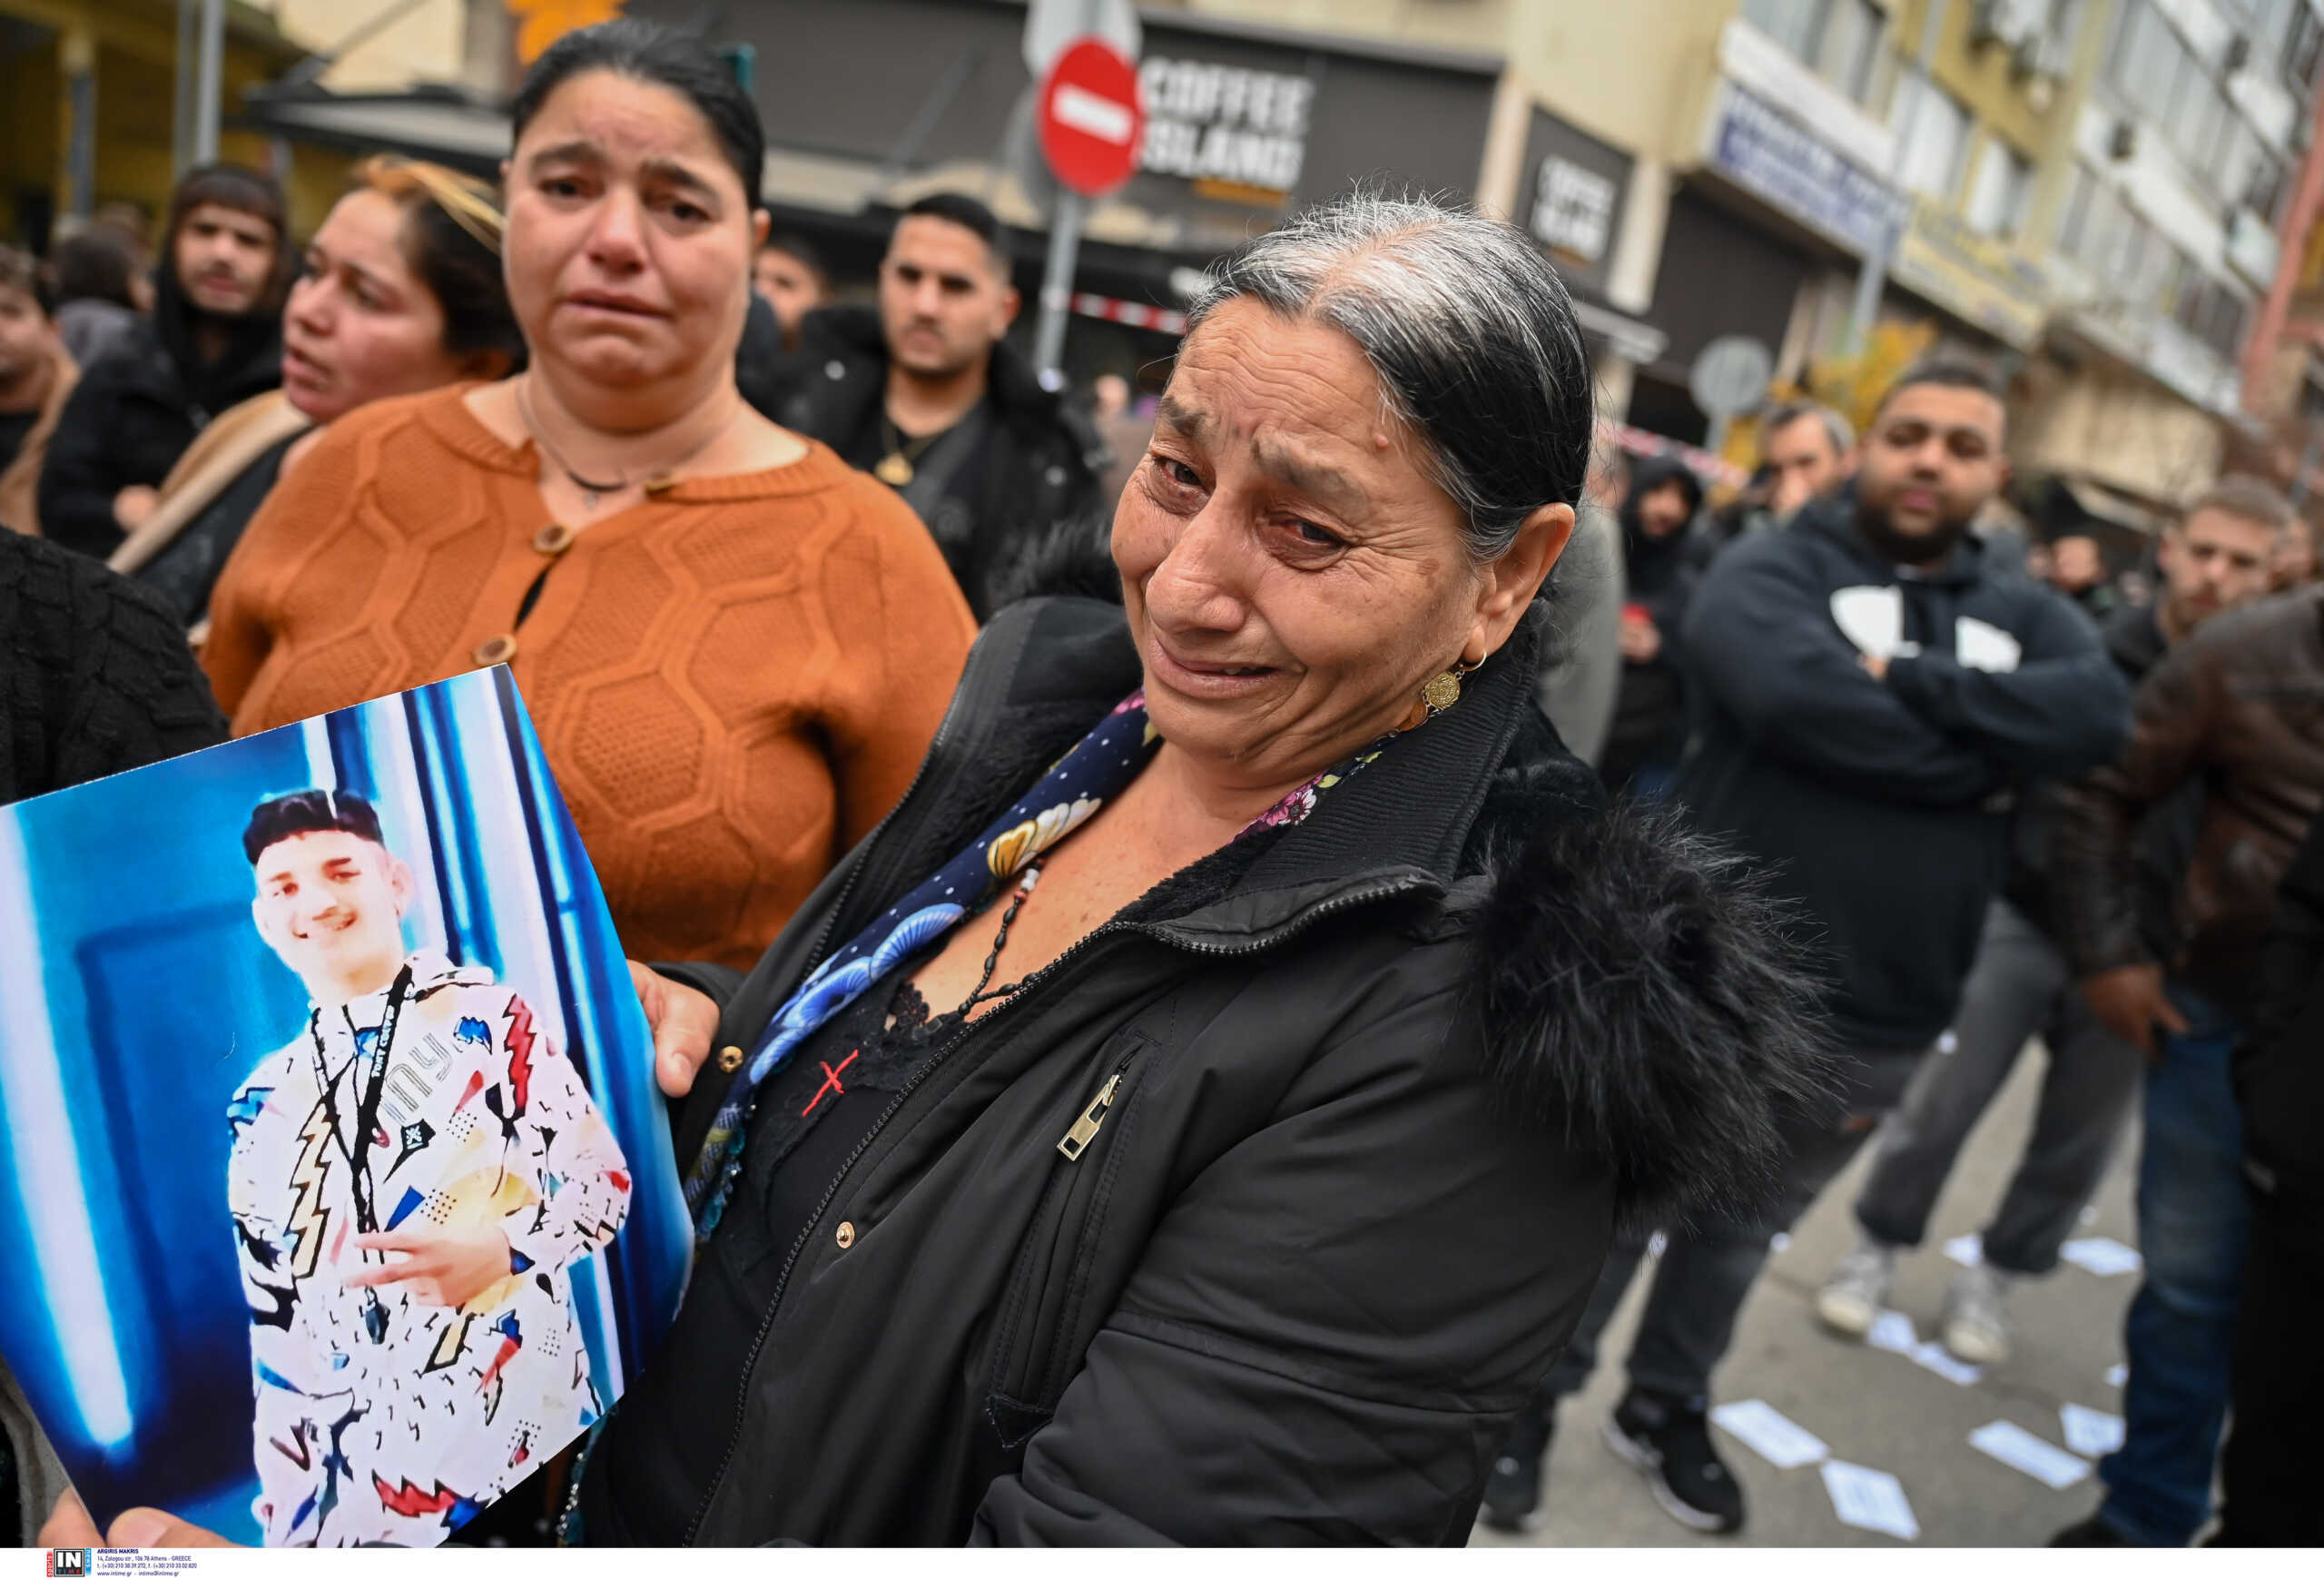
37, 164, 292, 559
1479, 361, 2130, 1537
773, 193, 1103, 619
2048, 544, 2324, 1546
1816, 479, 2291, 1368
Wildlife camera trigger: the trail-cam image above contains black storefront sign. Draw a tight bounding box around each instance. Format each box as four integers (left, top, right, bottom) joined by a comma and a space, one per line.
1517, 107, 1631, 297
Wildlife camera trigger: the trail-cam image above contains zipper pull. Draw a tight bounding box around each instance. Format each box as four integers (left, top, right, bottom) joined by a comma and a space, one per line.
1057, 1072, 1124, 1161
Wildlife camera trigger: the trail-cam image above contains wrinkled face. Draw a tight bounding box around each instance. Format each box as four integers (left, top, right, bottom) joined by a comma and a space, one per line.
752, 244, 824, 333
172, 202, 280, 316
1854, 383, 2009, 564
2051, 535, 2103, 590
504, 70, 761, 395
0, 283, 54, 383
2158, 508, 2280, 631
1116, 298, 1566, 793
879, 215, 1017, 380
280, 191, 468, 424
1632, 479, 1692, 538
1764, 411, 1846, 517
251, 830, 413, 1000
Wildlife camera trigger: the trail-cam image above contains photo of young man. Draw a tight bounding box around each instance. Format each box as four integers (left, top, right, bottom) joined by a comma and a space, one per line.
225, 790, 631, 1545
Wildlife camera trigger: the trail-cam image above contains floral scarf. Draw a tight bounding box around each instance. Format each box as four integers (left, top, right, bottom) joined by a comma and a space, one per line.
684, 690, 1386, 1235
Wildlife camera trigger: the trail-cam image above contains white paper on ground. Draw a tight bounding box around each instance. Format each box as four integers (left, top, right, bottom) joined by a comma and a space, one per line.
1970, 1420, 2091, 1489
1710, 1399, 1830, 1469
1944, 1234, 1984, 1267
2060, 1402, 2125, 1458
1909, 1340, 1984, 1387
2105, 1363, 2127, 1388
2060, 1237, 2143, 1277
1821, 1460, 1921, 1540
1866, 1309, 1917, 1354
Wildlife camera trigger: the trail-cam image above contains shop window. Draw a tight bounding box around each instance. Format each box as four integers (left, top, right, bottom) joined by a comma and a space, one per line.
1889, 75, 1972, 201
2108, 1, 2188, 116
1965, 139, 2034, 237
1741, 0, 1887, 102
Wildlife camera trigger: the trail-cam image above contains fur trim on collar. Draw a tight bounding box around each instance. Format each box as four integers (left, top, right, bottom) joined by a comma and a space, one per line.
1467, 752, 1837, 1226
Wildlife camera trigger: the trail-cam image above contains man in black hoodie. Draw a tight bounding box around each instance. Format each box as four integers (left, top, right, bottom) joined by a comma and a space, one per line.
1481, 361, 2130, 1537
36, 163, 291, 559
771, 193, 1105, 620
1600, 452, 1705, 793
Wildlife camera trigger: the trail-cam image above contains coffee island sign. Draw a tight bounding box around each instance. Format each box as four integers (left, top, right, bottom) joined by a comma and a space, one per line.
1137, 54, 1315, 202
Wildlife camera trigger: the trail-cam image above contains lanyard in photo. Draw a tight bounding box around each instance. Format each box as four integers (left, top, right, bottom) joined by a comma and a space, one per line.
307, 962, 414, 1341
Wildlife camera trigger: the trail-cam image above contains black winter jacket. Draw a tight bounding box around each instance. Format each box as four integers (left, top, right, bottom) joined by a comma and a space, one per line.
578, 593, 1828, 1546
770, 305, 1107, 620
0, 528, 228, 804
35, 269, 281, 560
1601, 453, 1705, 790
2238, 803, 2324, 1215
1675, 492, 2131, 1061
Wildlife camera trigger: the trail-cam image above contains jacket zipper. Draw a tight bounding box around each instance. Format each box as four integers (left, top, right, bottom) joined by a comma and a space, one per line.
1057, 1070, 1124, 1160
680, 873, 1431, 1543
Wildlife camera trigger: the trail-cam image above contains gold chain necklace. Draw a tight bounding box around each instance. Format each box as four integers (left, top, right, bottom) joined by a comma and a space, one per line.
515, 379, 742, 510
874, 411, 950, 489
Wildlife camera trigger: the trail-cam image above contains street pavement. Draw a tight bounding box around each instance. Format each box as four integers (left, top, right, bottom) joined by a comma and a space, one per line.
1474, 1040, 2144, 1548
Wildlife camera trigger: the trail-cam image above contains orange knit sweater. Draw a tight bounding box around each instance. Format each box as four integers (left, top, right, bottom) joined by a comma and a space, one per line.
204, 384, 978, 970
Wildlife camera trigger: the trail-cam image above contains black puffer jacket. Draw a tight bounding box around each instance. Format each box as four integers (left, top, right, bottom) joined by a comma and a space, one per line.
770, 305, 1108, 620
34, 264, 281, 560
577, 591, 1829, 1546
1, 528, 228, 803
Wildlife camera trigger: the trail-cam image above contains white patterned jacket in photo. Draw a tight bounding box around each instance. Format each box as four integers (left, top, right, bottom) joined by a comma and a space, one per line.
226, 951, 631, 1546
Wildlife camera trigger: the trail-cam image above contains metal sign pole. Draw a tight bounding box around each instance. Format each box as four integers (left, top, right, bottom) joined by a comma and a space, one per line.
194, 0, 224, 165
1033, 188, 1088, 389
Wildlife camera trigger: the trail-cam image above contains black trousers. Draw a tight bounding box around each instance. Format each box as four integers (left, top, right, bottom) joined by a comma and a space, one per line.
2215, 1182, 2324, 1546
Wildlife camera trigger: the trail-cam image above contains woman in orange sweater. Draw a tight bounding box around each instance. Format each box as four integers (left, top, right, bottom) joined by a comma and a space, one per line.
202, 24, 977, 970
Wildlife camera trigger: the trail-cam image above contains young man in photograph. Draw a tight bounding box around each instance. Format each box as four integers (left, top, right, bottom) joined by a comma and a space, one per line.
226, 790, 630, 1545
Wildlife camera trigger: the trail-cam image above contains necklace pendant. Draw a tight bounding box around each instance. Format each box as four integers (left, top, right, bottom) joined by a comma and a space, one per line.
875, 451, 915, 488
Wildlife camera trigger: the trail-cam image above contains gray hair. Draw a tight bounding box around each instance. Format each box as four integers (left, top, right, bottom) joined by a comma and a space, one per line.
1183, 192, 1595, 564
1763, 400, 1854, 461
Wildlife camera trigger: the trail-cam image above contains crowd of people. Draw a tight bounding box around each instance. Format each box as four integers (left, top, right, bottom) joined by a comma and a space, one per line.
0, 13, 2319, 1552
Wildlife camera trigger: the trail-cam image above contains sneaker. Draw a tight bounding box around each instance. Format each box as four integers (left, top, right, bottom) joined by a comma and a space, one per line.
1479, 1406, 1553, 1533
1814, 1238, 1896, 1338
1604, 1388, 1746, 1535
1941, 1261, 2014, 1366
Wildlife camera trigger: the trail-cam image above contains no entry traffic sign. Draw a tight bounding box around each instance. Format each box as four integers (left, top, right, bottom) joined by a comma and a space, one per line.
1038, 36, 1145, 197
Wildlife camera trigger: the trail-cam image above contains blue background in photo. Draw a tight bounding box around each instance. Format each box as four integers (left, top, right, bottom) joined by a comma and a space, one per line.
0, 668, 690, 1544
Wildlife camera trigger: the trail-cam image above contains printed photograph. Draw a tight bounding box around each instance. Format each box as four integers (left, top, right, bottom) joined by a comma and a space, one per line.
0, 669, 689, 1547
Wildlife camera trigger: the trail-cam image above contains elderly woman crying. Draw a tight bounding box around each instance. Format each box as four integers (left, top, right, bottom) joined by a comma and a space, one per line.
578, 193, 1830, 1546
54, 190, 1829, 1550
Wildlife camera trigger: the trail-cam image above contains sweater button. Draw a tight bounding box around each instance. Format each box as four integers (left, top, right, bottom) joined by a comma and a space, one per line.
716, 1044, 744, 1072
474, 634, 517, 666
533, 522, 576, 556
833, 1220, 856, 1249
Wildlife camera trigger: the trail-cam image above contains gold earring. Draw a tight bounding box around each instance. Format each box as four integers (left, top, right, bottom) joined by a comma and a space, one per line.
1420, 656, 1482, 718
